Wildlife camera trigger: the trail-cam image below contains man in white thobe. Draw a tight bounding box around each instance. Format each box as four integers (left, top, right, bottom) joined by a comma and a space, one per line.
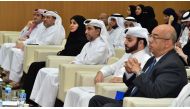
178, 10, 190, 48
119, 16, 142, 49
64, 27, 151, 107
108, 13, 125, 48
29, 19, 114, 107
124, 17, 142, 28
0, 9, 46, 67
175, 10, 190, 65
1, 11, 65, 87
98, 13, 109, 30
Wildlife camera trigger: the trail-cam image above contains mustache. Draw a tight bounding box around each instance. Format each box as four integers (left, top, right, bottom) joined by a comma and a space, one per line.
125, 45, 129, 49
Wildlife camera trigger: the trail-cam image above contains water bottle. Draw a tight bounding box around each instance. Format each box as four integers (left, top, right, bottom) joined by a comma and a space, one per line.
19, 89, 26, 107
0, 78, 2, 107
0, 78, 3, 100
5, 85, 12, 101
0, 99, 2, 107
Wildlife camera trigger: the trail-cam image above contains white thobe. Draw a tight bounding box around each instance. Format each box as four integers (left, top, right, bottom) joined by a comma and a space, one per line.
2, 23, 65, 82
30, 68, 59, 107
0, 43, 15, 66
30, 36, 110, 107
64, 49, 151, 107
72, 37, 109, 65
19, 25, 30, 38
9, 48, 24, 82
0, 22, 44, 66
179, 27, 189, 48
23, 23, 65, 45
64, 87, 95, 107
171, 83, 190, 107
19, 22, 43, 39
108, 27, 125, 49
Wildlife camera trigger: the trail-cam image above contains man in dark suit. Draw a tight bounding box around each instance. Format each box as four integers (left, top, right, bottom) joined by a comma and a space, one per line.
88, 24, 188, 107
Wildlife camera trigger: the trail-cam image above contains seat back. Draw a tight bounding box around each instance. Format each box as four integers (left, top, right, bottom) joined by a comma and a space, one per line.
114, 48, 125, 58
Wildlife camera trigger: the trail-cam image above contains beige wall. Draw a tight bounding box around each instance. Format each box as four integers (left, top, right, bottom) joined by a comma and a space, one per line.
0, 1, 189, 36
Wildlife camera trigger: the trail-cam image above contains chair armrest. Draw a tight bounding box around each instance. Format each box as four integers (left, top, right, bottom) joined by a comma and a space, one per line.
61, 39, 67, 46
23, 45, 64, 73
0, 31, 19, 45
75, 71, 97, 87
95, 83, 127, 99
123, 97, 174, 107
57, 64, 103, 102
114, 48, 125, 59
34, 49, 59, 62
46, 56, 75, 68
75, 71, 117, 86
186, 69, 190, 82
108, 57, 119, 64
3, 32, 20, 43
186, 69, 190, 76
7, 34, 19, 43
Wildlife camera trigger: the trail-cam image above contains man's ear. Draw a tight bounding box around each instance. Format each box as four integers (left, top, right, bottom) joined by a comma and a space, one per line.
95, 29, 101, 36
138, 40, 144, 46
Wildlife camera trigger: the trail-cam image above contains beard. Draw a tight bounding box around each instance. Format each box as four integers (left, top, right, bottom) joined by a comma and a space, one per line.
86, 35, 94, 42
125, 41, 139, 53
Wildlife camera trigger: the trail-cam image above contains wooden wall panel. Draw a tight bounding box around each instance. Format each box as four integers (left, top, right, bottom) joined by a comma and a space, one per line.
0, 1, 189, 36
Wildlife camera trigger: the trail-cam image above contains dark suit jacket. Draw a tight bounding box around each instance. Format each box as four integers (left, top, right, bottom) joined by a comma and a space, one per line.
123, 49, 188, 98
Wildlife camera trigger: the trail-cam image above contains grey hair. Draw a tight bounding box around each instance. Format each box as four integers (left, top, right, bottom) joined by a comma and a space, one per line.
170, 30, 177, 44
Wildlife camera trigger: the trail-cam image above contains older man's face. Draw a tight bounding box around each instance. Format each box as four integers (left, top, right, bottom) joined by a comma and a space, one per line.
148, 26, 170, 56
43, 16, 55, 28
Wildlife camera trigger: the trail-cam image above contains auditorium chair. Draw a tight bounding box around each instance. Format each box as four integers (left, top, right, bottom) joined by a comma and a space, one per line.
0, 31, 20, 45
74, 57, 119, 87
23, 39, 66, 73
123, 97, 174, 107
114, 48, 125, 59
105, 69, 190, 107
53, 57, 118, 102
57, 64, 104, 102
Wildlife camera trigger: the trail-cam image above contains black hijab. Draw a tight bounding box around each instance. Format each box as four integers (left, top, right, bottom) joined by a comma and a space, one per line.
135, 4, 145, 28
57, 15, 88, 56
143, 6, 158, 33
163, 8, 178, 23
163, 8, 181, 39
128, 5, 136, 18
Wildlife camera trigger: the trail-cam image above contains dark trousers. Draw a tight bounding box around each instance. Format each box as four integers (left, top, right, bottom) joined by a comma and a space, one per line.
89, 95, 122, 107
22, 61, 45, 103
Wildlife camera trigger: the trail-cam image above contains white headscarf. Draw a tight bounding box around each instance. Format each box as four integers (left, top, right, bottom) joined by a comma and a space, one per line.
108, 13, 125, 28
84, 19, 115, 58
125, 27, 150, 55
42, 11, 65, 44
125, 16, 142, 27
43, 11, 62, 26
181, 10, 190, 22
34, 9, 47, 15
125, 27, 149, 40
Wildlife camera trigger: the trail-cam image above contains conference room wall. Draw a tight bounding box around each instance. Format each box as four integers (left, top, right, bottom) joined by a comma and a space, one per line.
0, 1, 189, 37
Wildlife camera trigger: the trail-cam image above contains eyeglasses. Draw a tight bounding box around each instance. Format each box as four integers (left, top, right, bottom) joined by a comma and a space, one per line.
148, 34, 170, 40
124, 29, 128, 34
